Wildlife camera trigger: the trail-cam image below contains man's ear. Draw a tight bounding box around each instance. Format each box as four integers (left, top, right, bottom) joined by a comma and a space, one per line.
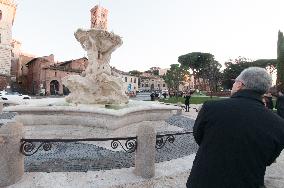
236, 81, 244, 90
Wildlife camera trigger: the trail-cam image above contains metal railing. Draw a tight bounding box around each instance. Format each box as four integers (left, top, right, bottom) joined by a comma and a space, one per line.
156, 131, 193, 149
20, 136, 137, 156
20, 131, 193, 156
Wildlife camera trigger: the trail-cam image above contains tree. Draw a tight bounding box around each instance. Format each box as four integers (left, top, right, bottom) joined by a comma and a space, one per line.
163, 64, 189, 94
277, 30, 284, 92
128, 70, 142, 77
222, 57, 277, 89
252, 59, 277, 73
152, 70, 159, 76
178, 52, 215, 90
222, 57, 253, 89
202, 60, 223, 94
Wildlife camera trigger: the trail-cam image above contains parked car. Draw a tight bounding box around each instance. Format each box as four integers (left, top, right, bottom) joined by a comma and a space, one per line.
0, 91, 31, 101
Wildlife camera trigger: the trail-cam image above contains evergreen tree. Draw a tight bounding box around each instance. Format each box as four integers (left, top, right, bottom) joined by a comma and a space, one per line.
277, 30, 284, 92
178, 52, 215, 90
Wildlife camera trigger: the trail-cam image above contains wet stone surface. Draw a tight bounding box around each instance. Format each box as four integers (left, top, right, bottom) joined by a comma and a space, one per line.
24, 115, 198, 172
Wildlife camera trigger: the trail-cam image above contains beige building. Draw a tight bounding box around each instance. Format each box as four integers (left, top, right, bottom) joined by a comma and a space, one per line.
111, 67, 138, 94
158, 68, 169, 76
122, 74, 138, 93
139, 76, 167, 92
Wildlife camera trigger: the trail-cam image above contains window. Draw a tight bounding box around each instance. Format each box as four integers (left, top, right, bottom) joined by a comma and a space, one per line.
134, 78, 136, 83
145, 84, 149, 87
131, 78, 132, 83
125, 77, 127, 82
0, 10, 2, 21
163, 84, 165, 87
55, 72, 57, 77
142, 84, 144, 87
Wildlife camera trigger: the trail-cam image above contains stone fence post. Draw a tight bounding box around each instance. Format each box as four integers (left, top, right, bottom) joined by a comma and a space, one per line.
0, 114, 24, 187
134, 124, 156, 179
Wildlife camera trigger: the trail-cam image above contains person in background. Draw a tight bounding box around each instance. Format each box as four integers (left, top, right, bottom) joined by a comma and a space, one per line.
150, 92, 155, 101
155, 92, 159, 100
162, 92, 167, 99
184, 92, 191, 112
276, 90, 284, 118
263, 93, 274, 110
186, 67, 284, 188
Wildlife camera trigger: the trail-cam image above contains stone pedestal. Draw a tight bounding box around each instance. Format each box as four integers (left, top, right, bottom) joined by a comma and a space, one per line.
0, 115, 24, 187
134, 124, 156, 179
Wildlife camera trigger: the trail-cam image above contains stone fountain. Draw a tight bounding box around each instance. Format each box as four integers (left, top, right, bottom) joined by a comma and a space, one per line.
62, 29, 128, 105
3, 28, 179, 130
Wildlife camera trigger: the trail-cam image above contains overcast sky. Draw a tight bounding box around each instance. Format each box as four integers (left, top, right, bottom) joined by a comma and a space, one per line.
13, 0, 284, 72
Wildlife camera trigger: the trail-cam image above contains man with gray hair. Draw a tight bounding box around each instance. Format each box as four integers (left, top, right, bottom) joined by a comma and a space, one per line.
187, 67, 284, 188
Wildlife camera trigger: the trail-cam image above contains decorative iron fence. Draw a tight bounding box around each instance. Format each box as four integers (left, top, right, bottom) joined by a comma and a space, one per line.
20, 131, 193, 156
20, 137, 137, 156
156, 131, 193, 149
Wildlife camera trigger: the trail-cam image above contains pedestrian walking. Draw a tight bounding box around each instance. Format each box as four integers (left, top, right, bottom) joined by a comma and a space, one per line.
184, 92, 191, 112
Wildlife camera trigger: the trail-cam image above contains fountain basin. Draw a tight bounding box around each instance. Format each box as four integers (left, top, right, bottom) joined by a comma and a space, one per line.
3, 99, 179, 130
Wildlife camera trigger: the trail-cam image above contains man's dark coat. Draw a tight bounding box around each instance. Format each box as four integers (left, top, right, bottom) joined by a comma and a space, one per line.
187, 89, 284, 188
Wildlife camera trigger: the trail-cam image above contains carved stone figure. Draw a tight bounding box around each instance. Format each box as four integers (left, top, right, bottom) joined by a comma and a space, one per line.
62, 29, 128, 104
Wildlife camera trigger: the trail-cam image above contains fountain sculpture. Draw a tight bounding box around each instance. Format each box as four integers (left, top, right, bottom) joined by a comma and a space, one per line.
62, 29, 128, 104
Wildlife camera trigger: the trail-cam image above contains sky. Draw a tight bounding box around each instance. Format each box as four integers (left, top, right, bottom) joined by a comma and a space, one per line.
12, 0, 284, 72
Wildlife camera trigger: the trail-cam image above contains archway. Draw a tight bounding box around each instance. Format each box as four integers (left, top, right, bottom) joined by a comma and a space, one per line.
50, 80, 59, 95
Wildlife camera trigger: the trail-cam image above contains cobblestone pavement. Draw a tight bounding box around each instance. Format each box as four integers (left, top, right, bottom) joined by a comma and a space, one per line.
24, 115, 198, 172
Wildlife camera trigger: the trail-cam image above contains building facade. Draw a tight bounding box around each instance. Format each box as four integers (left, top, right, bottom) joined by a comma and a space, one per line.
0, 0, 16, 76
139, 76, 168, 92
111, 67, 138, 95
122, 74, 138, 94
25, 55, 88, 95
0, 0, 16, 89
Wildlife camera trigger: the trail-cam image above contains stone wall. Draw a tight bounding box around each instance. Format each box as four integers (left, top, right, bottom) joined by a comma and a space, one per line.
0, 74, 8, 90
0, 47, 12, 75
